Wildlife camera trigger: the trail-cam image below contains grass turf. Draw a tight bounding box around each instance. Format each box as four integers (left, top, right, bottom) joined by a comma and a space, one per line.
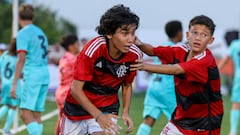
0, 92, 234, 135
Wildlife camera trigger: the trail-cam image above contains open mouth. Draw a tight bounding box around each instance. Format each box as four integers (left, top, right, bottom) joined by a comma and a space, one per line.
193, 42, 201, 48
124, 45, 131, 49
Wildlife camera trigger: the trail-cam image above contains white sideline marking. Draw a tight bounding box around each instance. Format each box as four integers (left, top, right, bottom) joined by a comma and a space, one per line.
10, 109, 59, 134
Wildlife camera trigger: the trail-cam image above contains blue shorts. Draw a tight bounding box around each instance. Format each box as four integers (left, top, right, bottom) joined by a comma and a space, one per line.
231, 81, 240, 102
1, 96, 20, 107
143, 105, 175, 120
1, 84, 20, 107
20, 81, 48, 112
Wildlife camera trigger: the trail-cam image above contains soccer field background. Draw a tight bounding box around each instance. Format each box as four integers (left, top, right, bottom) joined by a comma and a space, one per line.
0, 92, 234, 135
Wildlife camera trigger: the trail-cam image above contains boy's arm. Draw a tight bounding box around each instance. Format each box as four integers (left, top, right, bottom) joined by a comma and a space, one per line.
131, 59, 185, 75
71, 80, 102, 118
218, 55, 231, 70
121, 83, 133, 133
71, 80, 120, 131
11, 52, 25, 98
134, 37, 154, 56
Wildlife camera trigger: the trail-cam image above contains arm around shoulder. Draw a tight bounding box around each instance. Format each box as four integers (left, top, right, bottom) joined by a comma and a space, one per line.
143, 63, 185, 75
134, 36, 154, 56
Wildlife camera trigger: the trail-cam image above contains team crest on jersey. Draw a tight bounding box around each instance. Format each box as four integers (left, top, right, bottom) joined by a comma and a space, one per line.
116, 64, 129, 77
94, 57, 130, 78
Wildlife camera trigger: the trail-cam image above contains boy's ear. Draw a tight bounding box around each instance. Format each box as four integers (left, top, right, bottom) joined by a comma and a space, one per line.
106, 35, 112, 39
208, 37, 215, 45
186, 31, 190, 41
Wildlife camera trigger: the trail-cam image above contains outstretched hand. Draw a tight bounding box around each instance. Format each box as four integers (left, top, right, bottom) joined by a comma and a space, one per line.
130, 59, 144, 71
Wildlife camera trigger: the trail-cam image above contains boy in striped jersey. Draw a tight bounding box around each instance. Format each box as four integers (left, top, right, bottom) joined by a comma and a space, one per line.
132, 15, 223, 135
58, 4, 143, 135
137, 20, 183, 135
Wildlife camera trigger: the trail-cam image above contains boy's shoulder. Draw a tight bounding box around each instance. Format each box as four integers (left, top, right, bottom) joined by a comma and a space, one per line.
172, 43, 190, 52
82, 36, 106, 58
128, 44, 143, 59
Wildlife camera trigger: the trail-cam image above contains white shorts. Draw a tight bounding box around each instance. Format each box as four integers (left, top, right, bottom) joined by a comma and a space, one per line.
160, 121, 184, 135
59, 113, 117, 135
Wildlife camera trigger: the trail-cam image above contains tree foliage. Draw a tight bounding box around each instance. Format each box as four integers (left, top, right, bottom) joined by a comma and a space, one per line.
0, 1, 77, 45
0, 1, 12, 43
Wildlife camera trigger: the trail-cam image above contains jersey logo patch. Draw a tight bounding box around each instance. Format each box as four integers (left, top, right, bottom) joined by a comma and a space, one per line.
116, 64, 129, 77
94, 57, 130, 78
95, 61, 103, 68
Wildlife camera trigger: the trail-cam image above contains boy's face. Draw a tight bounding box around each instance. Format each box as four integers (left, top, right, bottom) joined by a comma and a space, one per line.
186, 24, 214, 54
70, 41, 80, 55
107, 24, 137, 55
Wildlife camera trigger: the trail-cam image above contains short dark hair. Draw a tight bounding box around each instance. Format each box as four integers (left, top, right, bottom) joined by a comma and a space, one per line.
60, 35, 78, 51
19, 4, 34, 20
165, 20, 182, 38
96, 4, 139, 35
189, 15, 215, 35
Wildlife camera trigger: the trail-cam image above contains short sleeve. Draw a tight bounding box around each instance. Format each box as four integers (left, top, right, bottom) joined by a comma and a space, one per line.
123, 71, 136, 84
73, 53, 93, 81
16, 31, 29, 52
153, 46, 175, 64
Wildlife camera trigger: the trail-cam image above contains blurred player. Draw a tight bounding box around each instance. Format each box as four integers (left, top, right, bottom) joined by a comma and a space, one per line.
55, 34, 79, 134
218, 39, 240, 135
137, 20, 183, 135
132, 15, 223, 135
10, 4, 49, 135
58, 4, 142, 135
0, 38, 21, 135
0, 43, 7, 56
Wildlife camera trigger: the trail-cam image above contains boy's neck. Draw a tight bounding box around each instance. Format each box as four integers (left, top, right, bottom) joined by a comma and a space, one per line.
187, 51, 203, 61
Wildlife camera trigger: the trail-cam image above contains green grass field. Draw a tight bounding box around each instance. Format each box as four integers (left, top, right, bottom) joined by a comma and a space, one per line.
0, 92, 236, 135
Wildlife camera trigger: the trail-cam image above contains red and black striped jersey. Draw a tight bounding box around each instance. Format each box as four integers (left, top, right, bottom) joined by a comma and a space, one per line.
153, 44, 223, 135
64, 36, 143, 120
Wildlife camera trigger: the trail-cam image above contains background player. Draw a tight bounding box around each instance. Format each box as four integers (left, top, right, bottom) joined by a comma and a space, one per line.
10, 4, 49, 135
58, 4, 143, 135
55, 34, 79, 134
218, 39, 240, 135
0, 38, 21, 135
137, 20, 183, 135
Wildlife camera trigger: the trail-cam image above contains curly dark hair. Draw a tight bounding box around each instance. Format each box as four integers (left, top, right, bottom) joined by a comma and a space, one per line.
189, 15, 215, 35
96, 4, 139, 35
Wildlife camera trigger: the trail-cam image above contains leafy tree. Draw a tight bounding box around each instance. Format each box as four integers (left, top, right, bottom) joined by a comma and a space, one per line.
0, 1, 77, 45
0, 0, 12, 43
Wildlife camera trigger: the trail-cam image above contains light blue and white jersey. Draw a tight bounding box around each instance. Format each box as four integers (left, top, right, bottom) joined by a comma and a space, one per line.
0, 51, 21, 96
144, 41, 176, 108
228, 39, 240, 86
17, 24, 49, 84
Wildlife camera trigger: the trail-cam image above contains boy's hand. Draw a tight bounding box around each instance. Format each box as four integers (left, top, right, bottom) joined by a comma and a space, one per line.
10, 85, 17, 99
130, 59, 144, 71
134, 36, 143, 46
96, 113, 122, 135
122, 113, 133, 134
